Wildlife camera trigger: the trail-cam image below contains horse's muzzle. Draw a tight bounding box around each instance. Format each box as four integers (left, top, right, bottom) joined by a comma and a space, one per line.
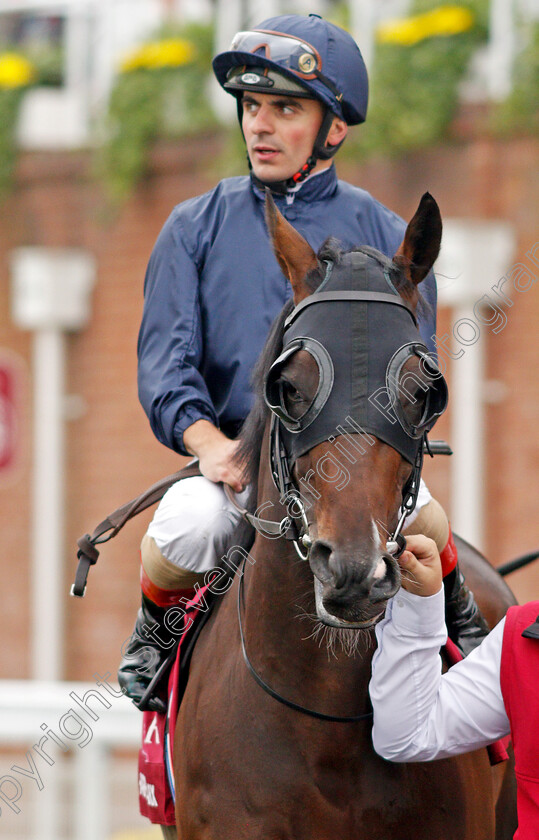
310, 541, 401, 628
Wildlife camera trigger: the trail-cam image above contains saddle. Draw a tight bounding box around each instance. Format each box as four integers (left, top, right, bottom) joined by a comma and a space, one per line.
138, 582, 216, 826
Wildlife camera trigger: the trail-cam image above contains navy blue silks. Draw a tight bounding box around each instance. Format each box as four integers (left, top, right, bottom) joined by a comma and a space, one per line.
137, 167, 438, 454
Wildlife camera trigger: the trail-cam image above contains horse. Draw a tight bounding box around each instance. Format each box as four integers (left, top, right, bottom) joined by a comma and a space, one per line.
172, 193, 518, 839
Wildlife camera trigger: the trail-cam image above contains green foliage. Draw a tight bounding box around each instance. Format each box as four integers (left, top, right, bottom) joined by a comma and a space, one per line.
0, 43, 61, 199
0, 50, 36, 199
492, 23, 539, 135
99, 22, 217, 202
1, 9, 536, 203
352, 0, 489, 159
28, 45, 63, 87
0, 86, 25, 194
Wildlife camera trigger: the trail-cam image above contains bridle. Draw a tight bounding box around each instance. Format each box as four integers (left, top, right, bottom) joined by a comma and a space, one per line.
227, 251, 448, 722
241, 258, 445, 560
265, 411, 422, 562
230, 414, 424, 723
236, 550, 374, 722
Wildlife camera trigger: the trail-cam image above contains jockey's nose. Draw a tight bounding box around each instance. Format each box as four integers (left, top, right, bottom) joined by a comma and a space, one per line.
248, 103, 274, 135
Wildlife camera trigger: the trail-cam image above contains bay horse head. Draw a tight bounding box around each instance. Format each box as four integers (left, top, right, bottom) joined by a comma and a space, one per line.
255, 191, 447, 631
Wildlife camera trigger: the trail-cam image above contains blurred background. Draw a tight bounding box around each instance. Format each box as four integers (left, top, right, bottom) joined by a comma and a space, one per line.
0, 0, 537, 837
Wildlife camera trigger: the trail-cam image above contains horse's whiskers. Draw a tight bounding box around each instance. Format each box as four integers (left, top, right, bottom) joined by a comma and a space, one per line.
295, 605, 319, 624
298, 614, 373, 659
302, 621, 339, 659
399, 569, 422, 591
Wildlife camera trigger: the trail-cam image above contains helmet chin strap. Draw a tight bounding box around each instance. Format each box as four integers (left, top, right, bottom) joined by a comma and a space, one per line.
250, 107, 343, 196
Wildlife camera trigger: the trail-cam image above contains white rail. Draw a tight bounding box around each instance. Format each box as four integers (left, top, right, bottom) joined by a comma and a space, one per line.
0, 680, 143, 840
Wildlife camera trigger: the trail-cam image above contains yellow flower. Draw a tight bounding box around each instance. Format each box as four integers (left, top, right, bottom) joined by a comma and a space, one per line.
120, 38, 196, 73
0, 52, 35, 88
377, 5, 475, 47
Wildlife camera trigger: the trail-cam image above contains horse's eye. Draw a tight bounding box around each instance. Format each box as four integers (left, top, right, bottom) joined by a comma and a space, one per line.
386, 344, 448, 439
396, 362, 431, 430
400, 385, 427, 427
278, 378, 309, 421
282, 380, 303, 404
264, 338, 334, 432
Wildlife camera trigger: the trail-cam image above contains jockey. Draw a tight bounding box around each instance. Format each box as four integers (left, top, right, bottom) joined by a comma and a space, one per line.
119, 14, 488, 712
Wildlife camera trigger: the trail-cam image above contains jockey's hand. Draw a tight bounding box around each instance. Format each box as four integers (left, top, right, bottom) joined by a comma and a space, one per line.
183, 419, 245, 492
398, 534, 443, 598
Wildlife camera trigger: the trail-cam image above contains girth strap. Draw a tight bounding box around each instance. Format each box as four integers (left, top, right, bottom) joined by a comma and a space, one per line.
72, 462, 202, 597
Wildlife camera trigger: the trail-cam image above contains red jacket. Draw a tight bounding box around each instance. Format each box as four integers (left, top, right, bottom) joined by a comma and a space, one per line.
500, 601, 539, 840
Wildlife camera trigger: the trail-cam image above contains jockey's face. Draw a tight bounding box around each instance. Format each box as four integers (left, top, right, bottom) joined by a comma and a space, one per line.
241, 92, 344, 183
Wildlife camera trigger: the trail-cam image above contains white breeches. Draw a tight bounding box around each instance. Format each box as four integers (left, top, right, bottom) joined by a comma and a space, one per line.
144, 475, 441, 587
146, 476, 249, 574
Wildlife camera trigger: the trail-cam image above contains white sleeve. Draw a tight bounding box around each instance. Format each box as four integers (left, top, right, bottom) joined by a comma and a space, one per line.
370, 588, 510, 762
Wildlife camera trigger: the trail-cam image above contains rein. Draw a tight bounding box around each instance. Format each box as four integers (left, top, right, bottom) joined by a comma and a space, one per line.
236, 556, 373, 723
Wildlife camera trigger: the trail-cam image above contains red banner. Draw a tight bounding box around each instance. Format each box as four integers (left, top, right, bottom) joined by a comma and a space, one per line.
0, 359, 19, 473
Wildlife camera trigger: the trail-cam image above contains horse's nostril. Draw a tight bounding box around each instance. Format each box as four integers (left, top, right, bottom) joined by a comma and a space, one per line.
309, 540, 333, 584
370, 555, 401, 602
328, 554, 348, 590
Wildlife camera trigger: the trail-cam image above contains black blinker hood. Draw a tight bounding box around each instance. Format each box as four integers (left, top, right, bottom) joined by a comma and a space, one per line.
272, 247, 436, 466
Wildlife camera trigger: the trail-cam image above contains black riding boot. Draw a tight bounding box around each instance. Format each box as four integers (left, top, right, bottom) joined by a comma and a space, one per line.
443, 564, 490, 657
118, 593, 176, 713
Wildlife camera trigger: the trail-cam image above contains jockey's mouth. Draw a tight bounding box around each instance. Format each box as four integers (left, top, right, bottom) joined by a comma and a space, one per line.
252, 144, 281, 159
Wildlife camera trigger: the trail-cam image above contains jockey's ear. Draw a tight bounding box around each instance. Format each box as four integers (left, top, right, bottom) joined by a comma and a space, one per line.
265, 189, 319, 304
394, 192, 442, 285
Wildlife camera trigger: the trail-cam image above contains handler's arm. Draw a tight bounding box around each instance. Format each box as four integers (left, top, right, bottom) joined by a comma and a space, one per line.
370, 539, 510, 762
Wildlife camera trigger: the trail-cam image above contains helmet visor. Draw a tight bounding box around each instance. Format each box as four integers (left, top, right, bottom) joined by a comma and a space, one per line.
230, 29, 322, 79
224, 65, 312, 97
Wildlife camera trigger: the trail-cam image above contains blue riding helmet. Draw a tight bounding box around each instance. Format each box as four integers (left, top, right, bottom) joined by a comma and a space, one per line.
212, 14, 369, 126
213, 15, 368, 191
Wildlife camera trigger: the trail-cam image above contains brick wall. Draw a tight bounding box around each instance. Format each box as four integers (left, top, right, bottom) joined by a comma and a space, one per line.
0, 130, 537, 680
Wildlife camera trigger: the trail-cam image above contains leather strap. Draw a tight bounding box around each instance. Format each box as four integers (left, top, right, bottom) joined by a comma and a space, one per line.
72, 462, 202, 597
223, 484, 288, 538
284, 290, 417, 329
237, 559, 373, 723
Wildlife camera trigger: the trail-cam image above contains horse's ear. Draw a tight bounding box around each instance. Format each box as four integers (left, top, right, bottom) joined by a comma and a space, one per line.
394, 193, 442, 285
265, 189, 319, 304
